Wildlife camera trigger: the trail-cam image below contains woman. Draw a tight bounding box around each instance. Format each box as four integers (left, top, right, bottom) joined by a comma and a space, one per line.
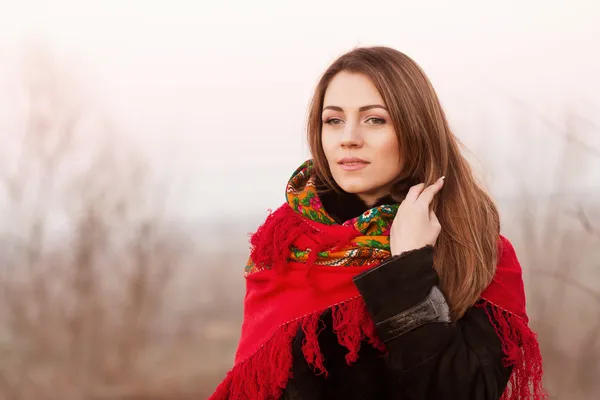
210, 47, 546, 399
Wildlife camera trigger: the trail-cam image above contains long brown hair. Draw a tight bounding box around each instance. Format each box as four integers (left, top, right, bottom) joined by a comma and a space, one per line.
307, 46, 500, 318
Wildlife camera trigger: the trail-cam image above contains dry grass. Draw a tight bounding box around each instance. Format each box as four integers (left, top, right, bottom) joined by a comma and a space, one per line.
490, 98, 600, 399
0, 46, 246, 399
0, 46, 598, 400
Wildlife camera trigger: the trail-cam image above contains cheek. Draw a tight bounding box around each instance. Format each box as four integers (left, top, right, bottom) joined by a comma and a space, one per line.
377, 132, 401, 163
320, 132, 336, 162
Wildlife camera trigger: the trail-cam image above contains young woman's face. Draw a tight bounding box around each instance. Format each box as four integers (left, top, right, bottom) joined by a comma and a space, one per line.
321, 71, 403, 205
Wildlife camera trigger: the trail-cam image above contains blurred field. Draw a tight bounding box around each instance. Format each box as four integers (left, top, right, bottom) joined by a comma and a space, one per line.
0, 46, 599, 400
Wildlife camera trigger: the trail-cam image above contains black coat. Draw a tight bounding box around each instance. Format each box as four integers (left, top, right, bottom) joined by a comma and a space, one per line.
281, 191, 512, 400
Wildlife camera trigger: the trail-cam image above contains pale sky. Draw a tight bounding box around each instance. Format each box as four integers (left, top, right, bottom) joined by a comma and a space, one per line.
0, 0, 599, 221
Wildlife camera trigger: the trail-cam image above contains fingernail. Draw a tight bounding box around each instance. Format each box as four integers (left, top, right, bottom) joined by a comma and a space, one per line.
440, 176, 445, 181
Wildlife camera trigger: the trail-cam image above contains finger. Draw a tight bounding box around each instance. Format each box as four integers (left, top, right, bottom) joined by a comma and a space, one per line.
404, 183, 426, 203
417, 177, 445, 206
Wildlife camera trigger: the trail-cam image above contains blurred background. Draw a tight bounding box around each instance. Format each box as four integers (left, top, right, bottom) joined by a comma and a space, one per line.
0, 0, 598, 399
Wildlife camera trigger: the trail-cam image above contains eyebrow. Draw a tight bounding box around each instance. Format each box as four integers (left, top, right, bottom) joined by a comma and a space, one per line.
322, 104, 388, 112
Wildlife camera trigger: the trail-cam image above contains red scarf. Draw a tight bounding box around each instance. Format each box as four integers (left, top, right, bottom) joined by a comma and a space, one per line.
210, 161, 545, 400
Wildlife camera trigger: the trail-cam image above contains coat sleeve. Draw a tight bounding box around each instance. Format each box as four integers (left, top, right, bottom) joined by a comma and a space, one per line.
352, 246, 512, 400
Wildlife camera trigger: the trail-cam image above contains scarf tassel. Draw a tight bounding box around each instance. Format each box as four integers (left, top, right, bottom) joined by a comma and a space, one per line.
250, 204, 359, 277
480, 301, 547, 400
250, 204, 310, 275
209, 321, 301, 400
210, 297, 384, 400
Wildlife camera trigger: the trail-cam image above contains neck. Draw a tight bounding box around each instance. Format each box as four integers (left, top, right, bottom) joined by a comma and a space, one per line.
358, 194, 383, 207
357, 183, 396, 207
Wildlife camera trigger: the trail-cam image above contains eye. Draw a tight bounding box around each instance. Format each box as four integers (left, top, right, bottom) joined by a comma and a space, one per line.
365, 117, 386, 125
324, 118, 344, 125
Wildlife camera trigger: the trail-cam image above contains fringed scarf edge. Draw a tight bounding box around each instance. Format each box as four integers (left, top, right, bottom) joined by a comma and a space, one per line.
210, 296, 546, 400
208, 295, 383, 400
478, 299, 547, 400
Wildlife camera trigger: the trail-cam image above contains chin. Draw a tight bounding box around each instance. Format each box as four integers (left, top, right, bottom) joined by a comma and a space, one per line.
336, 179, 374, 195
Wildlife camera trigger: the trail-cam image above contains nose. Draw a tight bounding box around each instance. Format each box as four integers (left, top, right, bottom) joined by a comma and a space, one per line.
340, 124, 363, 149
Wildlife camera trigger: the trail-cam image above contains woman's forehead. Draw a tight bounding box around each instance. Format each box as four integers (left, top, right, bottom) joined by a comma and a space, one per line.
323, 72, 385, 110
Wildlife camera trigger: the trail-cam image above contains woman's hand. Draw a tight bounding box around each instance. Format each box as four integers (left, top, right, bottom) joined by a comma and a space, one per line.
389, 177, 445, 256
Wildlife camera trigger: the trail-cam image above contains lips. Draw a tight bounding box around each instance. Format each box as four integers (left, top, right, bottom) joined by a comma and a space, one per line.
338, 157, 370, 171
338, 157, 369, 164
